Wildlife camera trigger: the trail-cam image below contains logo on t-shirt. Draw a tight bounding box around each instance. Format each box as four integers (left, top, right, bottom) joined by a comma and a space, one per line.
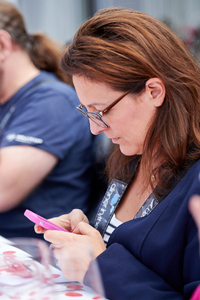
6, 134, 43, 144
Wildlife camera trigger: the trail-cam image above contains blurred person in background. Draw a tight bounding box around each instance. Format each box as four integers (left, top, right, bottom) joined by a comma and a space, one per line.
0, 0, 94, 239
35, 7, 200, 300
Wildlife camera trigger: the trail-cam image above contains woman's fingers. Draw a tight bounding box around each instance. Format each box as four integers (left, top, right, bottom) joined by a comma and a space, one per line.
51, 239, 93, 282
34, 209, 88, 234
34, 224, 46, 233
44, 230, 72, 244
34, 216, 71, 233
43, 223, 106, 282
74, 222, 106, 256
68, 209, 89, 231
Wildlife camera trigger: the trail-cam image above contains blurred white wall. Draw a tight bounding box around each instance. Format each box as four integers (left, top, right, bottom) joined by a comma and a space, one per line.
93, 0, 200, 29
9, 0, 91, 46
7, 0, 200, 46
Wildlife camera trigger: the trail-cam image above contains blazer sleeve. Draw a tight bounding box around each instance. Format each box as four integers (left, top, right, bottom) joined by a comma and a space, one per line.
84, 243, 184, 300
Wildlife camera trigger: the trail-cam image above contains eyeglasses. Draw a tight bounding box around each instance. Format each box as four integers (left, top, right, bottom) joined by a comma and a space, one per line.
76, 89, 132, 128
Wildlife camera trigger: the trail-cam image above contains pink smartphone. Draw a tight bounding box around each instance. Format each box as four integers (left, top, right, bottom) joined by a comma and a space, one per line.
24, 209, 69, 232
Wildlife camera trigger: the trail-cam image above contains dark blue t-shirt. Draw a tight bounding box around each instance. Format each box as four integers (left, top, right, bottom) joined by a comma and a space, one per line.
0, 71, 94, 238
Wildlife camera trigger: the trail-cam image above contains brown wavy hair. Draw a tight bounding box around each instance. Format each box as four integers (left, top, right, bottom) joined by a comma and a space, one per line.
61, 7, 200, 194
0, 0, 72, 86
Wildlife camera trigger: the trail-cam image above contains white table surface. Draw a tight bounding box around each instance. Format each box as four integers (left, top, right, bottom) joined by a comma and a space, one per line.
0, 236, 106, 300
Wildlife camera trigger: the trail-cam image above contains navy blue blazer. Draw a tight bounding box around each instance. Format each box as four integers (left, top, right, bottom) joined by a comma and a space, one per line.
91, 160, 200, 300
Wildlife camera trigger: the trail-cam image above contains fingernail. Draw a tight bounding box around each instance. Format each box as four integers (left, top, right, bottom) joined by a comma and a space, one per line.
70, 227, 76, 233
36, 225, 41, 232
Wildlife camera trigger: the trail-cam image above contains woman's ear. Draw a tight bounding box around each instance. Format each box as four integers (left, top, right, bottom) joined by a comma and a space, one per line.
146, 78, 166, 107
0, 30, 13, 62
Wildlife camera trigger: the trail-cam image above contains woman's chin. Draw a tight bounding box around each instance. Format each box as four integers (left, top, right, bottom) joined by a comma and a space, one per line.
119, 145, 141, 156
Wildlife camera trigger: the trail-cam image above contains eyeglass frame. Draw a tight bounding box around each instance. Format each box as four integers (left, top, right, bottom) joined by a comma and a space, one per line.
76, 89, 133, 128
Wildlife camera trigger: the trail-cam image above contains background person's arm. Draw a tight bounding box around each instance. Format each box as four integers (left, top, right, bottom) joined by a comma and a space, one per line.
0, 145, 58, 211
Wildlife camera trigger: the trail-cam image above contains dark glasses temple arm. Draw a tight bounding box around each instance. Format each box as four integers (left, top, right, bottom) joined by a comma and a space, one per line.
102, 89, 133, 114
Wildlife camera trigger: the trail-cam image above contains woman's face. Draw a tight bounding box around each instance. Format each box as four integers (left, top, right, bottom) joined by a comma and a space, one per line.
73, 75, 159, 156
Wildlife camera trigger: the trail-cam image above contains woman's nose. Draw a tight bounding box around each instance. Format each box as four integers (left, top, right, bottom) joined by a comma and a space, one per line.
89, 120, 107, 135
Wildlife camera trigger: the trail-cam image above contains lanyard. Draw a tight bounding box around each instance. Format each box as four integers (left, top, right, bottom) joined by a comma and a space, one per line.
94, 160, 196, 237
94, 178, 158, 236
94, 179, 128, 236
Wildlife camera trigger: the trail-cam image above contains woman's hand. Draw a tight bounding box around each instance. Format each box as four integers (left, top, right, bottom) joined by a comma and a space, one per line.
44, 221, 106, 282
34, 209, 89, 233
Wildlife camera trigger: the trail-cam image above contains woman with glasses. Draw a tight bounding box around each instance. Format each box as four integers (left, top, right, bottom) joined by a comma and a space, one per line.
35, 7, 200, 300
